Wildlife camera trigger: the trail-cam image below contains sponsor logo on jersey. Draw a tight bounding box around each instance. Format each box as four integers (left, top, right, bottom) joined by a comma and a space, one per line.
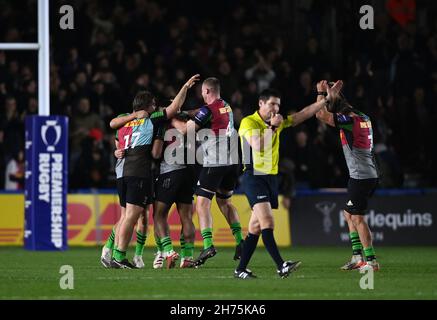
125, 118, 145, 127
360, 121, 372, 129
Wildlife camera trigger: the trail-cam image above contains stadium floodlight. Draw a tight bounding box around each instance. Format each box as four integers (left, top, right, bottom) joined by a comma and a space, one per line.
0, 0, 50, 116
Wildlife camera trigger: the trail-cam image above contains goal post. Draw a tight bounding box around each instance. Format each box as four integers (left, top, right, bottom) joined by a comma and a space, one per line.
0, 0, 69, 251
0, 0, 50, 116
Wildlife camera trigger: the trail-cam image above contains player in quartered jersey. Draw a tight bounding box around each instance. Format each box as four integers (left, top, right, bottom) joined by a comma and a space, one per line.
151, 113, 198, 269
186, 77, 244, 267
107, 75, 199, 269
316, 80, 380, 272
100, 110, 162, 269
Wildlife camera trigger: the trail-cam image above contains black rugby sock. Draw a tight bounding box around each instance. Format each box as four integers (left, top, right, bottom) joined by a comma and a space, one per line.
261, 228, 284, 269
237, 233, 259, 271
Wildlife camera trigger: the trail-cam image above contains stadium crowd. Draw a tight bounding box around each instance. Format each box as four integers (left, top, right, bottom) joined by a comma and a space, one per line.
0, 0, 436, 192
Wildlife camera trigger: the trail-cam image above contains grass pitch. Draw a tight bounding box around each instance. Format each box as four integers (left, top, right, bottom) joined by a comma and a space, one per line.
0, 246, 436, 300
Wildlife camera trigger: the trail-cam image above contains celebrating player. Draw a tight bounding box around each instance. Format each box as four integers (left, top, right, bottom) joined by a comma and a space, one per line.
107, 74, 200, 268
315, 80, 380, 271
152, 113, 197, 269
100, 124, 153, 269
186, 77, 244, 267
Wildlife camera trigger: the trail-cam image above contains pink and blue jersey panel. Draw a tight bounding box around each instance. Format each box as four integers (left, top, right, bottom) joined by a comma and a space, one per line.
115, 110, 167, 178
334, 111, 378, 179
193, 99, 238, 167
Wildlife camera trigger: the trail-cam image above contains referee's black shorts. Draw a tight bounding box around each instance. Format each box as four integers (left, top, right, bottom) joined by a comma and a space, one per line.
345, 178, 378, 215
116, 176, 154, 208
242, 170, 279, 209
155, 167, 196, 205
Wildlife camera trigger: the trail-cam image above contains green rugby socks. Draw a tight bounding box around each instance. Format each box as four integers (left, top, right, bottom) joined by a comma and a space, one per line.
201, 228, 213, 249
364, 247, 376, 261
350, 231, 363, 255
161, 236, 174, 253
105, 228, 115, 249
155, 235, 163, 252
113, 249, 126, 262
184, 242, 194, 258
231, 222, 243, 245
135, 231, 147, 256
180, 233, 186, 259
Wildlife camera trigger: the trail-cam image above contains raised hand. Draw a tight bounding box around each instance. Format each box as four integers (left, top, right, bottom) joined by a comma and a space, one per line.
326, 80, 343, 102
166, 74, 201, 119
317, 80, 328, 93
184, 74, 201, 89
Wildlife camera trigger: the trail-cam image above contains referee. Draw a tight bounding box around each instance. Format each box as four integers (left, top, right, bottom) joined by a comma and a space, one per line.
235, 84, 342, 279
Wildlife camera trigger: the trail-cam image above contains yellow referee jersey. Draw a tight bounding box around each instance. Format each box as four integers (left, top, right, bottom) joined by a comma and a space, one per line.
239, 111, 293, 175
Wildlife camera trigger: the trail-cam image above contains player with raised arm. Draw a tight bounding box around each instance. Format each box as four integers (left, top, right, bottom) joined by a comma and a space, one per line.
316, 80, 380, 271
108, 74, 200, 268
100, 110, 164, 268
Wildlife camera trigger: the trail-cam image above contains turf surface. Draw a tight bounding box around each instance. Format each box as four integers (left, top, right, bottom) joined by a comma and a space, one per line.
0, 246, 436, 299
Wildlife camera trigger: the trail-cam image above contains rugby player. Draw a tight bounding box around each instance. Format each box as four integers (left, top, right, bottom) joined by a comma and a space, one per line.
107, 113, 169, 269
186, 77, 244, 266
108, 74, 200, 268
100, 111, 164, 268
152, 113, 197, 269
316, 80, 380, 271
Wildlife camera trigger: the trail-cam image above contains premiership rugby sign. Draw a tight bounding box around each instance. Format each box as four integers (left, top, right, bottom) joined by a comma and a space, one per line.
24, 116, 68, 250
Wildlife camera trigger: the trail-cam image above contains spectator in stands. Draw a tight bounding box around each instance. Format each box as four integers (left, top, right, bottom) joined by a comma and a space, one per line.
70, 97, 103, 168
4, 150, 24, 190
245, 51, 276, 93
0, 0, 435, 189
1, 96, 23, 161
